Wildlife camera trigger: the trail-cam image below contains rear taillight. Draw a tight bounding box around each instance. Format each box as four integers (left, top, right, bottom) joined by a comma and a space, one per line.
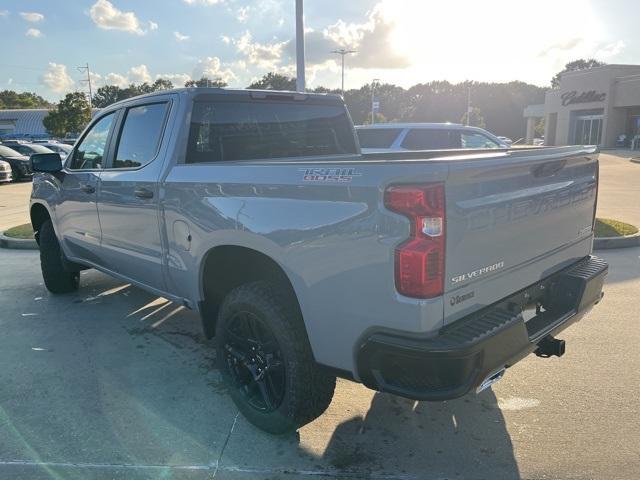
384, 183, 445, 299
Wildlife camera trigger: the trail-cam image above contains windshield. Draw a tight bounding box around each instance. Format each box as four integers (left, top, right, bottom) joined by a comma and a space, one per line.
46, 144, 72, 154
27, 144, 55, 153
0, 145, 23, 157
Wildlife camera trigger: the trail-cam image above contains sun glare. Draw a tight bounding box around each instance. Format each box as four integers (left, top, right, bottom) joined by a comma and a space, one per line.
376, 0, 605, 85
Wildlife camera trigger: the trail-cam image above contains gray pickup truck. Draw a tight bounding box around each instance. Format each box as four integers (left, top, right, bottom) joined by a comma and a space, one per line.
29, 88, 607, 433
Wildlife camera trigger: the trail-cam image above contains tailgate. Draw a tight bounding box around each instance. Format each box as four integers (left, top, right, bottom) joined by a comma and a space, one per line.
443, 146, 598, 324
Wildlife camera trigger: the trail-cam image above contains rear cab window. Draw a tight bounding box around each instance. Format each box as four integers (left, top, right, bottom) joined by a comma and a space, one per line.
401, 128, 459, 150
186, 98, 357, 163
356, 128, 402, 149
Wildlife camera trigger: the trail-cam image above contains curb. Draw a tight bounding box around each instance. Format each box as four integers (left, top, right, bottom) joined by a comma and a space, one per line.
0, 232, 38, 250
594, 231, 640, 250
631, 157, 640, 164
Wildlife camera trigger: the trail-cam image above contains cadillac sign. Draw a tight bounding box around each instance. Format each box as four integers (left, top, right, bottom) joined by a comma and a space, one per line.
561, 90, 606, 107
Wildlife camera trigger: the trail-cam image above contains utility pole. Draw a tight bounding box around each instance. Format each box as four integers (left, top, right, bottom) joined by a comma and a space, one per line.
466, 85, 471, 126
371, 78, 380, 124
331, 48, 356, 96
295, 0, 305, 92
77, 63, 93, 109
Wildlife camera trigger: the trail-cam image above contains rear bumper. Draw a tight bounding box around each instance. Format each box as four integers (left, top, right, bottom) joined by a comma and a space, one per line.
356, 255, 608, 401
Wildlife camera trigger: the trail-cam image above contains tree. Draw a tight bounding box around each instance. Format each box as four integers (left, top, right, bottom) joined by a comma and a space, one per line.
185, 77, 228, 88
92, 79, 174, 108
43, 92, 91, 137
247, 72, 296, 90
92, 85, 121, 108
551, 59, 605, 87
152, 78, 174, 91
0, 90, 52, 109
460, 107, 486, 128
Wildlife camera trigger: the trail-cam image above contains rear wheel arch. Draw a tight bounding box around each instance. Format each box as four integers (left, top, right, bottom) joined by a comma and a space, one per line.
199, 245, 304, 339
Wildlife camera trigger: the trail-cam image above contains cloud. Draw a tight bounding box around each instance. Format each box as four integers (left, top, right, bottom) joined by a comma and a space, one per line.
237, 6, 250, 22
174, 31, 189, 42
596, 40, 625, 58
193, 56, 237, 83
537, 38, 583, 57
281, 6, 409, 71
128, 64, 152, 83
0, 10, 10, 17
25, 28, 43, 38
89, 0, 156, 35
95, 68, 190, 88
156, 73, 191, 87
183, 0, 225, 5
230, 31, 286, 69
104, 72, 129, 87
41, 63, 75, 93
19, 11, 44, 22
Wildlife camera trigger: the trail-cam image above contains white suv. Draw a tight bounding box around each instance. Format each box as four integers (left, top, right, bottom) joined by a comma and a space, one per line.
356, 123, 509, 153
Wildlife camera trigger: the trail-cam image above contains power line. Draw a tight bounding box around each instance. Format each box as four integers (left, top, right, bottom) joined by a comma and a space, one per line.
331, 48, 356, 96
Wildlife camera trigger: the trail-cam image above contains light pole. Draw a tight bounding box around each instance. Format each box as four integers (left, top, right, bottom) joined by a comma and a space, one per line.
331, 48, 356, 96
371, 78, 380, 124
295, 0, 305, 92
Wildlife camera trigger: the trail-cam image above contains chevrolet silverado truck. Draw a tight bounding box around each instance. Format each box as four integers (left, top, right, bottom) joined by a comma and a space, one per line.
29, 88, 607, 434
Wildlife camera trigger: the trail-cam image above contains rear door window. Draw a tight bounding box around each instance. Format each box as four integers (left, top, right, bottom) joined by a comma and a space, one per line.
186, 100, 357, 163
401, 129, 459, 150
113, 103, 169, 169
356, 128, 402, 148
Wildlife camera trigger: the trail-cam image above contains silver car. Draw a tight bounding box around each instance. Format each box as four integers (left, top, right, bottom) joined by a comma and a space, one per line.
356, 122, 509, 153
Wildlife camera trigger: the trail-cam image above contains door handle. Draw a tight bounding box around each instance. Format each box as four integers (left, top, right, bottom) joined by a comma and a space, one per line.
80, 184, 95, 194
134, 187, 154, 199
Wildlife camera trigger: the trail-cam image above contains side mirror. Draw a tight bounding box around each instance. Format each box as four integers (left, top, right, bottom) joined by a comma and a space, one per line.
31, 152, 63, 173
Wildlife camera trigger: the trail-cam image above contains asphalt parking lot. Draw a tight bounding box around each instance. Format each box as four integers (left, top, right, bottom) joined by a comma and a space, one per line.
0, 154, 638, 479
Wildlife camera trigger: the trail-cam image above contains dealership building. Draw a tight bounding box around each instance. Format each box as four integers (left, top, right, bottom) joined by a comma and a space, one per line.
524, 64, 640, 147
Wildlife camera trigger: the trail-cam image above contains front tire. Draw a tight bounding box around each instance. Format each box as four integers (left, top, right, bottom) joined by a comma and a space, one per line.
39, 220, 80, 294
216, 281, 336, 434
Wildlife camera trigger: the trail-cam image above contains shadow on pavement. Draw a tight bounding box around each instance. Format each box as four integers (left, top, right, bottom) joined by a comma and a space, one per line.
300, 389, 520, 479
1, 267, 521, 479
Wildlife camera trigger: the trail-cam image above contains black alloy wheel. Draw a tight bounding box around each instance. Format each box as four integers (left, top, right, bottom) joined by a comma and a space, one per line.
223, 310, 286, 412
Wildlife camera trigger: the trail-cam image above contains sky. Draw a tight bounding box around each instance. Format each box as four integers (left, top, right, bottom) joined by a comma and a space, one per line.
1, 0, 638, 101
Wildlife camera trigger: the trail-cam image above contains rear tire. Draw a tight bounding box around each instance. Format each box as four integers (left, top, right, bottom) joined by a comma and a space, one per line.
39, 220, 80, 294
216, 281, 336, 434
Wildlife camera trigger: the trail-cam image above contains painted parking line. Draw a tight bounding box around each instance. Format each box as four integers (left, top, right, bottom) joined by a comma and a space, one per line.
0, 461, 426, 480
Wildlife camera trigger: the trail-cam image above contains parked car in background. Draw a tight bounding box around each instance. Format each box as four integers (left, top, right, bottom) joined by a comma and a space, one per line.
533, 137, 545, 146
497, 136, 513, 146
36, 142, 72, 160
0, 160, 13, 183
0, 140, 55, 159
356, 123, 510, 153
0, 145, 31, 180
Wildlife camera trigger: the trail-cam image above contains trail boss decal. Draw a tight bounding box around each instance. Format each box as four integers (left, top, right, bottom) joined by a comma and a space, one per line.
450, 291, 475, 306
451, 261, 505, 284
300, 167, 362, 183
